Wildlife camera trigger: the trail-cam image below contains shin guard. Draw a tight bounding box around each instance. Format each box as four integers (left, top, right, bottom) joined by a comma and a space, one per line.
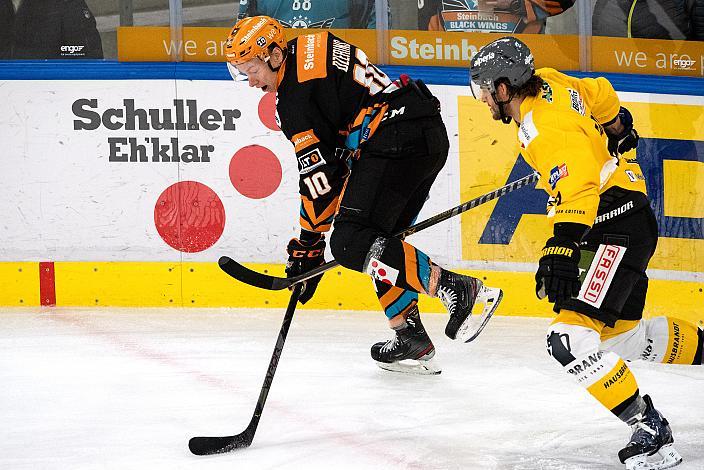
547, 320, 642, 422
363, 236, 434, 294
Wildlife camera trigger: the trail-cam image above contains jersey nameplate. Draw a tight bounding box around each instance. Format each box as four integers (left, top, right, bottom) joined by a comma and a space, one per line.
331, 39, 351, 72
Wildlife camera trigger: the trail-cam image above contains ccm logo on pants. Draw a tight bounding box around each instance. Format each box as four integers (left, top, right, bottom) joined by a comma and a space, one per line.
577, 244, 626, 308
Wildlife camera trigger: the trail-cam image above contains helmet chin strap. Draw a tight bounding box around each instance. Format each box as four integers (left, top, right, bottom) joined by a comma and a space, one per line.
266, 47, 287, 72
492, 91, 514, 124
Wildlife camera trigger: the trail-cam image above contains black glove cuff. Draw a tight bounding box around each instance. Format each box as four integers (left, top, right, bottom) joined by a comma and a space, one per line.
299, 229, 324, 245
617, 106, 634, 130
602, 113, 619, 128
605, 106, 634, 139
553, 222, 589, 243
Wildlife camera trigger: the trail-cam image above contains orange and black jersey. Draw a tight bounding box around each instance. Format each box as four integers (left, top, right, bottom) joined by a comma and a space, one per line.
275, 31, 392, 233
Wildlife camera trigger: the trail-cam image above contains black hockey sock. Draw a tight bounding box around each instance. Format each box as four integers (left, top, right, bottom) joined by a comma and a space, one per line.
392, 307, 421, 331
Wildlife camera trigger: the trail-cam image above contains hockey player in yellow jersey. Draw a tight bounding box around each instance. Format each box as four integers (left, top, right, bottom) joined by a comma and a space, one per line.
470, 37, 702, 470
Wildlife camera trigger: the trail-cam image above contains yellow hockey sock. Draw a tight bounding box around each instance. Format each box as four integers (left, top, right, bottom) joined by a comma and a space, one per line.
549, 310, 642, 421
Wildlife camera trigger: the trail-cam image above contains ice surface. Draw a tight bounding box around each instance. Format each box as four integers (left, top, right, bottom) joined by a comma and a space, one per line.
1, 308, 702, 470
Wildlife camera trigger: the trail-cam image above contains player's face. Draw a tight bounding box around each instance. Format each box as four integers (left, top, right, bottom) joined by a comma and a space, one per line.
235, 58, 278, 92
478, 88, 502, 121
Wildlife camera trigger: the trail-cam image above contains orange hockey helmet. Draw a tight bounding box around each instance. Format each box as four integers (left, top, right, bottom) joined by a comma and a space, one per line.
225, 16, 287, 81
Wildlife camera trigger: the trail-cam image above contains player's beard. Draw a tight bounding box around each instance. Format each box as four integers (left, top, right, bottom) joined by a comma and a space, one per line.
490, 104, 502, 121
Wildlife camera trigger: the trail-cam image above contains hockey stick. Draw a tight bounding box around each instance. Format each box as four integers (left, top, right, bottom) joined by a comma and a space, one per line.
188, 172, 538, 455
219, 171, 539, 290
188, 284, 303, 455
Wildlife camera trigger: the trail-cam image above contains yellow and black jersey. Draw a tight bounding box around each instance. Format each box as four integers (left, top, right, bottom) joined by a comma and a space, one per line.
276, 31, 392, 233
517, 67, 647, 228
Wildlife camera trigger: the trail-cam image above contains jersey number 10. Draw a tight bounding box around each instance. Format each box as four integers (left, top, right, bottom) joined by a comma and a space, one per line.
303, 172, 332, 198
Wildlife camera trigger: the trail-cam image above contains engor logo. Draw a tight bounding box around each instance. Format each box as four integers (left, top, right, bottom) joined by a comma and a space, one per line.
61, 45, 85, 55
673, 58, 696, 70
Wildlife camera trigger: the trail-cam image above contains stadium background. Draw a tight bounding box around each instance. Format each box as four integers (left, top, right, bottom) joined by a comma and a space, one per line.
0, 1, 702, 325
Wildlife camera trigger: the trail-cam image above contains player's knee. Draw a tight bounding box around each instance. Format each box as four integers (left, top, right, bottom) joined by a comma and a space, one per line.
641, 316, 702, 365
546, 322, 600, 367
328, 225, 353, 268
600, 320, 647, 362
329, 222, 375, 271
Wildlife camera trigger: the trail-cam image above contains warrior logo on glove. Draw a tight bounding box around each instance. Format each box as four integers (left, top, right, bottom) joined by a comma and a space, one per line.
535, 235, 582, 303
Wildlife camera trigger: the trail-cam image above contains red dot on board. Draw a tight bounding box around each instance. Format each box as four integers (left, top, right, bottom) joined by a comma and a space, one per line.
258, 92, 280, 131
229, 145, 282, 199
154, 181, 226, 253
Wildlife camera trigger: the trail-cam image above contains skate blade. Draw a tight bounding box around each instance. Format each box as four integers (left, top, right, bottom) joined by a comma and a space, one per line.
624, 443, 683, 470
455, 287, 503, 343
375, 356, 441, 375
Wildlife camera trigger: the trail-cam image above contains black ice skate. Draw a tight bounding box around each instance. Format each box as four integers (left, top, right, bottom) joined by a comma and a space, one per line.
436, 270, 503, 342
371, 312, 441, 375
618, 395, 683, 470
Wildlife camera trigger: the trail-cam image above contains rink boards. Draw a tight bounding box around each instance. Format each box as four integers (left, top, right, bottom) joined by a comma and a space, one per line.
0, 76, 701, 322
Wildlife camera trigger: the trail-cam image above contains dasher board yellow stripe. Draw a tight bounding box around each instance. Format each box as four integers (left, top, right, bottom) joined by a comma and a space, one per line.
0, 262, 701, 327
0, 262, 39, 306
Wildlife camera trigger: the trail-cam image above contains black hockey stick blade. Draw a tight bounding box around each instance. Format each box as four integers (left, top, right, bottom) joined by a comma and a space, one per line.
188, 431, 253, 455
189, 285, 303, 456
218, 256, 285, 290
219, 172, 539, 290
218, 255, 334, 291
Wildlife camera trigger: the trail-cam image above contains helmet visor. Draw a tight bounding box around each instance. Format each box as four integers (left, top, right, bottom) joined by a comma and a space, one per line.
227, 61, 249, 82
470, 78, 483, 99
469, 75, 494, 100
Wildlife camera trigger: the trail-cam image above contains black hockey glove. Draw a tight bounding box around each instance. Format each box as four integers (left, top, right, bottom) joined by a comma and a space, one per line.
607, 106, 639, 157
286, 235, 326, 304
535, 236, 581, 303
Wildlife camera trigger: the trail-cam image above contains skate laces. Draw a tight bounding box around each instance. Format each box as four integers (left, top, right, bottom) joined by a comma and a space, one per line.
631, 421, 658, 439
380, 317, 424, 353
380, 334, 402, 353
437, 286, 458, 315
629, 408, 666, 448
437, 273, 477, 318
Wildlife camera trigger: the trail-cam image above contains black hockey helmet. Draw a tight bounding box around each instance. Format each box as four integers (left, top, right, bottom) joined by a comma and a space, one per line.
469, 36, 535, 99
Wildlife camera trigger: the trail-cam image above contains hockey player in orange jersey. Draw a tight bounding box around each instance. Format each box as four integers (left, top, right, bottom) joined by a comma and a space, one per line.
469, 37, 702, 470
223, 16, 504, 374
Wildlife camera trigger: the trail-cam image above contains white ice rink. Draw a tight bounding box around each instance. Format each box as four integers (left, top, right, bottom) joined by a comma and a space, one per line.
1, 307, 702, 470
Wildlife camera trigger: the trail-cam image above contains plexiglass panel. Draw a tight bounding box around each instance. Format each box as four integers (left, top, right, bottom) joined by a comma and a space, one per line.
4, 0, 701, 78
235, 0, 376, 29
400, 0, 578, 34
0, 0, 175, 60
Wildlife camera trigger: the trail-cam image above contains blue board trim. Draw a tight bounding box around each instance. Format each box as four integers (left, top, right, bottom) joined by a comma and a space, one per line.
1, 60, 703, 95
